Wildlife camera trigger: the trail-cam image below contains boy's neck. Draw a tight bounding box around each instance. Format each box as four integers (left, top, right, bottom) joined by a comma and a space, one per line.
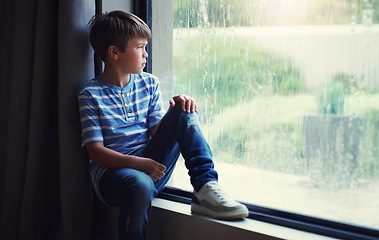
101, 67, 131, 88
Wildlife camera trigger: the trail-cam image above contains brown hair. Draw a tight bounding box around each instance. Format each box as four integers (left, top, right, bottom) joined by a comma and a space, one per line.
88, 10, 151, 62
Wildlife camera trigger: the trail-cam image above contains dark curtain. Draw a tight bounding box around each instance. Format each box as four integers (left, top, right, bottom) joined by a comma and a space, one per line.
0, 0, 97, 239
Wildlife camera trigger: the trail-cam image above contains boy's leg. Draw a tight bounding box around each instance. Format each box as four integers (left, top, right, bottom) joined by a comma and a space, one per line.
99, 168, 157, 240
142, 104, 218, 193
142, 105, 248, 219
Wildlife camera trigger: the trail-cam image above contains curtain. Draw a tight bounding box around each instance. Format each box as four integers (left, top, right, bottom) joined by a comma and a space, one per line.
0, 0, 96, 239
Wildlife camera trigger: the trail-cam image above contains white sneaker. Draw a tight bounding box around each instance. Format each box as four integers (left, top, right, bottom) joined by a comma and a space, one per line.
191, 181, 249, 219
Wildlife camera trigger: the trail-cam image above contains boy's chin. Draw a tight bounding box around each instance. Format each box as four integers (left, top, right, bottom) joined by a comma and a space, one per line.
134, 69, 145, 74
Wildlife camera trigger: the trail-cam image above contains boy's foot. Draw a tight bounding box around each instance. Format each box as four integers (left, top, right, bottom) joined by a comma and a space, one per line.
191, 181, 249, 219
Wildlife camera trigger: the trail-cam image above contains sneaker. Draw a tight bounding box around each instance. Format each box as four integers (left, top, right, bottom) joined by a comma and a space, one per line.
191, 181, 249, 219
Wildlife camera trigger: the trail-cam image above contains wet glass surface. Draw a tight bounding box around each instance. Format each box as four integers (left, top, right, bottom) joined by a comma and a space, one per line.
168, 0, 379, 230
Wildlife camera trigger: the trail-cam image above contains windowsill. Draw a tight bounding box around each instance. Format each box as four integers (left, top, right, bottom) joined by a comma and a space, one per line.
148, 198, 337, 240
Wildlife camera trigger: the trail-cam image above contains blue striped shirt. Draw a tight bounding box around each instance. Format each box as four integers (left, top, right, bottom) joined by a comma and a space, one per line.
78, 73, 165, 203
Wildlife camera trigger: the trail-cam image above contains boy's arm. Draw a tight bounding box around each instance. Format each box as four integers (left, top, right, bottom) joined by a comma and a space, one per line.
86, 142, 166, 182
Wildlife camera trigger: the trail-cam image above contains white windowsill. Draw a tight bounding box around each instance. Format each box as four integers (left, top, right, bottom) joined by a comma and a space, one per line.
148, 198, 337, 240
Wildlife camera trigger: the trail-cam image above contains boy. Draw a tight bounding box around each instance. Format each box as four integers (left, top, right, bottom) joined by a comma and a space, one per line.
79, 10, 248, 240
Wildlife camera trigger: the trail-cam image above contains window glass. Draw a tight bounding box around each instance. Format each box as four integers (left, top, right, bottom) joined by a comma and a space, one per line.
167, 0, 379, 230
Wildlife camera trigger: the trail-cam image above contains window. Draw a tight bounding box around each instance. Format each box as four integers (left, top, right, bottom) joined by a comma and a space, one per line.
149, 0, 379, 235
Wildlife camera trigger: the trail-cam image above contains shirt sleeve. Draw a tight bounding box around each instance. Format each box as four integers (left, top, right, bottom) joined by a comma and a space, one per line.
148, 76, 165, 130
78, 88, 104, 147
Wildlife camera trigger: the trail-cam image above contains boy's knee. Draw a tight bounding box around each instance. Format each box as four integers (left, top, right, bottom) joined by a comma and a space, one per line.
170, 104, 184, 114
171, 104, 200, 122
131, 173, 157, 200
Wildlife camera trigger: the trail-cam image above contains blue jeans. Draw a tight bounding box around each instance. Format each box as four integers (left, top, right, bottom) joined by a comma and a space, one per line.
99, 104, 218, 240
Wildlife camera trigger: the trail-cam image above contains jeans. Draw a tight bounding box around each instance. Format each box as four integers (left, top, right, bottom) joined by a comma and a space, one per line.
99, 104, 218, 240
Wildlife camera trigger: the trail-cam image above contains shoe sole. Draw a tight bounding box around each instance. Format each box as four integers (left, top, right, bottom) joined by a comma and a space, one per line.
191, 203, 249, 220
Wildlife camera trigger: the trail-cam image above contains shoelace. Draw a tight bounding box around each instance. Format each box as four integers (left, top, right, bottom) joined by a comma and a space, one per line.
206, 182, 233, 202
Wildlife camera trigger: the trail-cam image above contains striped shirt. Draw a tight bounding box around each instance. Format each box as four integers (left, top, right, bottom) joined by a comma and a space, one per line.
78, 73, 165, 203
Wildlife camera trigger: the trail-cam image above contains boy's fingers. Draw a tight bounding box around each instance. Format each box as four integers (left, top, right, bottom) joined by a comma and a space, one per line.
169, 99, 175, 108
180, 95, 187, 111
153, 170, 165, 182
185, 99, 191, 112
159, 164, 166, 171
191, 99, 197, 112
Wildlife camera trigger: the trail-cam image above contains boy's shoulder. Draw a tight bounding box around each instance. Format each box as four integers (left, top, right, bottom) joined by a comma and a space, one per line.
78, 77, 103, 96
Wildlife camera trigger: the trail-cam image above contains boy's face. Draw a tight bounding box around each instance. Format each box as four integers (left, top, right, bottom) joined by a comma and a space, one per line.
117, 36, 148, 74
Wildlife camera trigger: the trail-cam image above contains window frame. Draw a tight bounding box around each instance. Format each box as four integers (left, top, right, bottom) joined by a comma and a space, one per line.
134, 0, 379, 239
158, 187, 379, 240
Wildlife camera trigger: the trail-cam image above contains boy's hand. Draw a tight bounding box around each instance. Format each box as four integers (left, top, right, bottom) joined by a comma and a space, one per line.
169, 95, 198, 113
138, 157, 166, 182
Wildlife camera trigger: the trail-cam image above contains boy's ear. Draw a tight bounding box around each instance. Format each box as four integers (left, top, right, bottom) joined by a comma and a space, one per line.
107, 45, 119, 60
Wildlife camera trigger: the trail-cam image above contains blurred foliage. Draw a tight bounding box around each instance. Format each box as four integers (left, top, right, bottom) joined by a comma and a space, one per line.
173, 33, 306, 113
317, 80, 346, 115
